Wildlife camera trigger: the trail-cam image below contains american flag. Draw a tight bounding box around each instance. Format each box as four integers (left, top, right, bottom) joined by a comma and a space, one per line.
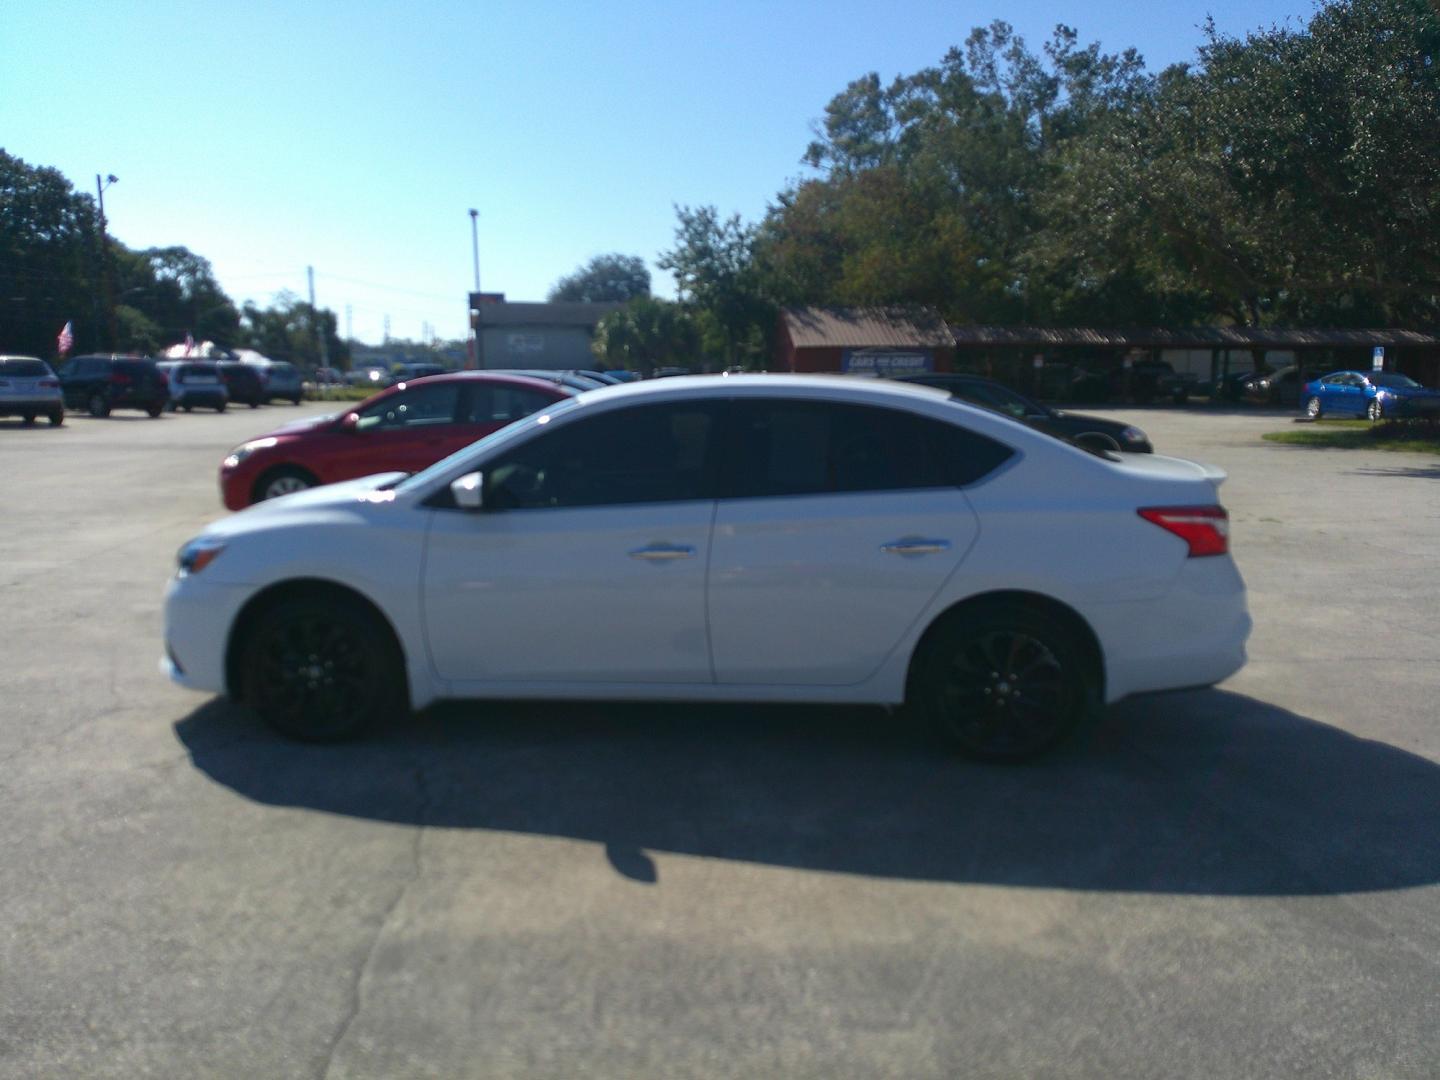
57, 321, 74, 357
184, 331, 195, 356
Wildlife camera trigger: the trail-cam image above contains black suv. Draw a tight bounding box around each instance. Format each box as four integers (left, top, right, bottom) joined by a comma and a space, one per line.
218, 361, 265, 407
58, 355, 169, 418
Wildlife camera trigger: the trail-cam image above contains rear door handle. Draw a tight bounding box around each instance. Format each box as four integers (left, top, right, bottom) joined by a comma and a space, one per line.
628, 544, 696, 561
880, 538, 951, 556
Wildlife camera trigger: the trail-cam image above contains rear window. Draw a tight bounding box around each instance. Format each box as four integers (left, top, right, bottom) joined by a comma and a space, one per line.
0, 359, 50, 377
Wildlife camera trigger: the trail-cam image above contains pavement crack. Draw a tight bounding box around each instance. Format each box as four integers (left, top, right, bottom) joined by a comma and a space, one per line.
317, 760, 431, 1080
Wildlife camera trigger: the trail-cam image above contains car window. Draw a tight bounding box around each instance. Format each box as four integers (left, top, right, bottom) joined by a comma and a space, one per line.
725, 400, 1011, 498
484, 402, 719, 509
355, 382, 461, 431
463, 384, 558, 424
1, 359, 51, 376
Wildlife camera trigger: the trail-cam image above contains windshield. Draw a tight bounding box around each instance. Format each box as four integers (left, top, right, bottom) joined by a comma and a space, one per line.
0, 358, 50, 377
1372, 374, 1421, 389
395, 396, 584, 494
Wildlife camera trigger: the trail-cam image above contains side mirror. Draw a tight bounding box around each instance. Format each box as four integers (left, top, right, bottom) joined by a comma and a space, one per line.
340, 412, 360, 433
450, 471, 484, 511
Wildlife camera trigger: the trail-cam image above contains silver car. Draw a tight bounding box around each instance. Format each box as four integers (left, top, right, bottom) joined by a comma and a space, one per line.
0, 355, 65, 426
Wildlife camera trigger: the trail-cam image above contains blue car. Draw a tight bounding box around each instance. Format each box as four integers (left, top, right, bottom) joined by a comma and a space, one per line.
1302, 370, 1440, 421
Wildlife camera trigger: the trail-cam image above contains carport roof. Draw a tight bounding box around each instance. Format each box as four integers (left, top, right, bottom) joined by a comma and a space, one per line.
782, 307, 955, 349
947, 326, 1440, 349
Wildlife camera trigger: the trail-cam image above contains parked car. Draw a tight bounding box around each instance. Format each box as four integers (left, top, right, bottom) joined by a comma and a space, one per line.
347, 366, 391, 389
218, 371, 574, 509
312, 367, 346, 387
169, 375, 1249, 761
897, 373, 1153, 453
158, 361, 228, 412
58, 354, 168, 418
1301, 370, 1440, 420
1242, 366, 1301, 407
0, 355, 64, 425
218, 362, 266, 408
392, 362, 446, 381
244, 359, 304, 404
1072, 360, 1197, 405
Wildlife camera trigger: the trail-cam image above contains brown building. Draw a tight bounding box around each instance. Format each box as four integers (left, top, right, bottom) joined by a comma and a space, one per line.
776, 307, 956, 375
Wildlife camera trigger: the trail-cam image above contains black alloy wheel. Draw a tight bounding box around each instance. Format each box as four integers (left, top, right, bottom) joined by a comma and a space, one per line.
914, 605, 1090, 762
242, 597, 402, 741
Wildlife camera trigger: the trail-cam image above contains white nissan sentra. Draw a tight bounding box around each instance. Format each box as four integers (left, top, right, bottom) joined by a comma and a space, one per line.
163, 375, 1249, 760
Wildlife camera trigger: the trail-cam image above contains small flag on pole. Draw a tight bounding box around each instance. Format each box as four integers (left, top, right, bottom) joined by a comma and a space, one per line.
184, 331, 195, 356
57, 321, 74, 357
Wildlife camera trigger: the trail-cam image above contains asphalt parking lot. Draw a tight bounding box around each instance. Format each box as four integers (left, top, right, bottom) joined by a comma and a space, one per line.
2, 402, 1438, 1079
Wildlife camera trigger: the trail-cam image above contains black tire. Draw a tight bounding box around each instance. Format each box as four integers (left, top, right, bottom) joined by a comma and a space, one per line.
291, 395, 302, 405
148, 402, 165, 418
253, 465, 318, 503
88, 393, 110, 419
910, 603, 1093, 762
48, 410, 64, 427
216, 401, 227, 413
249, 402, 259, 409
183, 403, 193, 413
21, 411, 35, 425
241, 595, 404, 741
1367, 399, 1383, 422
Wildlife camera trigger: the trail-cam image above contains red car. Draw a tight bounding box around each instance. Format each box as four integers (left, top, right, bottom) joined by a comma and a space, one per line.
219, 372, 575, 510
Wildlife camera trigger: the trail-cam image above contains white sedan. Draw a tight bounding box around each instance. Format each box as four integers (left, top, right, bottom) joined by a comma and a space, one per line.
163, 375, 1249, 760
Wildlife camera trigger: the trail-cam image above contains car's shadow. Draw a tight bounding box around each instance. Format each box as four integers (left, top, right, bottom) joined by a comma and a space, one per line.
176, 690, 1440, 894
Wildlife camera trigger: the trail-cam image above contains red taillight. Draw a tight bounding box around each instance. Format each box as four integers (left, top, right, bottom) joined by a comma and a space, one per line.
110, 372, 132, 385
1138, 505, 1229, 557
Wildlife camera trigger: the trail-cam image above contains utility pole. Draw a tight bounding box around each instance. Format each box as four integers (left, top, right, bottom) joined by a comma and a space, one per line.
307, 265, 330, 370
96, 174, 118, 350
383, 315, 390, 344
345, 303, 353, 344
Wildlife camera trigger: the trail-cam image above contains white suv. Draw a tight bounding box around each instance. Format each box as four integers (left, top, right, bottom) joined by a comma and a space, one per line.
0, 355, 64, 426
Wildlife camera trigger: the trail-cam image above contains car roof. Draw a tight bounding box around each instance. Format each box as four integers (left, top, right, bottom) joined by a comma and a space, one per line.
384, 370, 578, 394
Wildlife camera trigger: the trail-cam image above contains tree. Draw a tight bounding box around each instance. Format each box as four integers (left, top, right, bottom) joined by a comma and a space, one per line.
548, 254, 651, 303
592, 297, 699, 377
658, 205, 774, 368
239, 292, 349, 369
0, 149, 100, 358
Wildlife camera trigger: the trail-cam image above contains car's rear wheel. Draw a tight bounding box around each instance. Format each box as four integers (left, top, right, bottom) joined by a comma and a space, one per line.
242, 596, 402, 741
1367, 399, 1383, 421
254, 466, 317, 503
88, 393, 110, 418
216, 402, 227, 413
1305, 396, 1323, 419
911, 604, 1091, 762
48, 410, 63, 426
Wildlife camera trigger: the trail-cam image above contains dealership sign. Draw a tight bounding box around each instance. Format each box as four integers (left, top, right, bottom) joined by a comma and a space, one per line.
842, 348, 933, 375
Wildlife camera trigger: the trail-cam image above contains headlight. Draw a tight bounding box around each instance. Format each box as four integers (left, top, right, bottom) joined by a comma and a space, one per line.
176, 538, 226, 577
222, 436, 279, 469
1121, 426, 1147, 444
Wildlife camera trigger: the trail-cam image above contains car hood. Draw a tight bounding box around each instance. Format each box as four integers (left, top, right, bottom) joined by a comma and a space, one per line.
258, 412, 341, 437
204, 472, 408, 538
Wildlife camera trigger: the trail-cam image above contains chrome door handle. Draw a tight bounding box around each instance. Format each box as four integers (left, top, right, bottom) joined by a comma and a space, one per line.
628, 544, 696, 561
880, 538, 951, 556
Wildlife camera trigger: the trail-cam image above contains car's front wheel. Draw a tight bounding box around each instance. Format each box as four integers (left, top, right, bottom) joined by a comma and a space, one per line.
1305, 396, 1323, 419
20, 411, 35, 425
1367, 399, 1383, 421
241, 595, 403, 741
254, 465, 317, 503
48, 410, 64, 426
911, 604, 1092, 761
88, 393, 110, 418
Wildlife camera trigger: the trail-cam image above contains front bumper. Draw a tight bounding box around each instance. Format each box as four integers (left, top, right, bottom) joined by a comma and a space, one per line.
162, 575, 255, 696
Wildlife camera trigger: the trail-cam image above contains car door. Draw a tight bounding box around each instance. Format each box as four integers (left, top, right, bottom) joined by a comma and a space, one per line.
706, 399, 991, 686
422, 399, 722, 686
328, 380, 469, 480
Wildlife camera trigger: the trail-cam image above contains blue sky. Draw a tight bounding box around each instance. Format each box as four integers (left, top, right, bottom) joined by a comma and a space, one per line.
3, 0, 1318, 345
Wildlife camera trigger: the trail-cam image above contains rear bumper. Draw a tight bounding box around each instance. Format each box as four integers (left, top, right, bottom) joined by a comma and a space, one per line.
0, 397, 62, 413
1089, 556, 1251, 703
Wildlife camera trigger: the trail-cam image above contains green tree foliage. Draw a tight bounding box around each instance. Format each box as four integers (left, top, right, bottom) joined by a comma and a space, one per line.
239, 291, 350, 369
592, 297, 699, 377
658, 205, 775, 368
0, 149, 100, 358
750, 0, 1440, 329
548, 253, 651, 302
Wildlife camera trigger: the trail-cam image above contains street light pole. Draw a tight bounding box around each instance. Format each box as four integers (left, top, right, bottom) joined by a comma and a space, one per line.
468, 209, 483, 370
96, 174, 118, 350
